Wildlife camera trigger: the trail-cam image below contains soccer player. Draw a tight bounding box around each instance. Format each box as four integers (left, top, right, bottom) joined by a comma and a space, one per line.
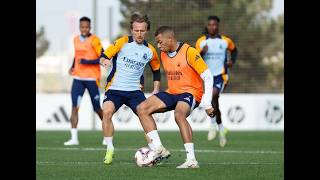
99, 13, 170, 165
64, 16, 106, 146
137, 26, 215, 168
195, 16, 238, 147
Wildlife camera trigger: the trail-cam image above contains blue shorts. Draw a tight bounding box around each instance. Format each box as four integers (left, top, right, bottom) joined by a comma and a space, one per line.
213, 74, 228, 93
103, 89, 146, 114
71, 79, 101, 111
154, 92, 199, 111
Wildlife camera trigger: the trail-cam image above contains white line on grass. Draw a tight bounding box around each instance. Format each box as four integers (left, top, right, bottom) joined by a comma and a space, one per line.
36, 161, 281, 166
37, 147, 283, 154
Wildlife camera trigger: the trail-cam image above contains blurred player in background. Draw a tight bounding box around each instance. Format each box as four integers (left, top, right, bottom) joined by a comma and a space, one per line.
195, 15, 238, 147
99, 13, 170, 165
64, 16, 107, 146
137, 26, 214, 168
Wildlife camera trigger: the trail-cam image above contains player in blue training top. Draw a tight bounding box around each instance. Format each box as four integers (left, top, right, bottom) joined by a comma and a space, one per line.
195, 15, 238, 147
99, 13, 170, 165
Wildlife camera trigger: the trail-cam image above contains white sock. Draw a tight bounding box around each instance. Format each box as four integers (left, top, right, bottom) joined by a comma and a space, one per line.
148, 143, 155, 151
104, 137, 114, 151
146, 130, 162, 149
184, 143, 196, 160
71, 128, 78, 140
209, 116, 217, 126
218, 123, 224, 132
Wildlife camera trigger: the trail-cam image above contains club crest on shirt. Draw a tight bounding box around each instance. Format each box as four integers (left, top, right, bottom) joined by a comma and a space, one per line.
143, 53, 148, 60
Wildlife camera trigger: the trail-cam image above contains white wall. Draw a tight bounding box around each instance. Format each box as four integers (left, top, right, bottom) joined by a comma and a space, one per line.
36, 93, 284, 131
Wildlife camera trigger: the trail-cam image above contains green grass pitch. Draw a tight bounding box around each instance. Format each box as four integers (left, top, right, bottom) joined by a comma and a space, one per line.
37, 131, 283, 180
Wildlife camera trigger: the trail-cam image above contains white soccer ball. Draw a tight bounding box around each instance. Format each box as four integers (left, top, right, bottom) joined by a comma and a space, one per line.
134, 147, 156, 167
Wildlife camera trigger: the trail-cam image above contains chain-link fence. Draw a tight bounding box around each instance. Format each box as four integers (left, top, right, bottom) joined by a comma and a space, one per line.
36, 0, 283, 94
120, 0, 284, 93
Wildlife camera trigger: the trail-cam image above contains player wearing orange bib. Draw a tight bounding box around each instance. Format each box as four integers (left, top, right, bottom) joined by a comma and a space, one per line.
137, 26, 214, 168
64, 17, 106, 146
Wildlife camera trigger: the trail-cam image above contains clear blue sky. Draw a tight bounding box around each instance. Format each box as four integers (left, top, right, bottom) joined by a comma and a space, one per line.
36, 0, 284, 55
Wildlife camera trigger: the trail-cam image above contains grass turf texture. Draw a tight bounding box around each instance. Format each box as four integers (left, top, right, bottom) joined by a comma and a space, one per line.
37, 131, 283, 180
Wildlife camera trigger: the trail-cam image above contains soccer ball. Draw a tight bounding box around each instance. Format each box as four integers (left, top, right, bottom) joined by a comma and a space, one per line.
134, 147, 156, 167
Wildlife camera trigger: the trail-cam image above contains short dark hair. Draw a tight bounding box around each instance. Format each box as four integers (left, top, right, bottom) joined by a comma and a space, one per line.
130, 13, 150, 30
154, 26, 174, 37
80, 16, 91, 23
208, 15, 220, 23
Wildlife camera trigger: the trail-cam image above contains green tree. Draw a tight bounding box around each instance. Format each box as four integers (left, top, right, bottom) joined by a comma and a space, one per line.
36, 26, 50, 59
261, 14, 284, 92
118, 0, 283, 93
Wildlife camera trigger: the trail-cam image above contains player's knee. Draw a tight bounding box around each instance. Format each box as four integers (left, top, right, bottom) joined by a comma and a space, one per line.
136, 103, 148, 117
174, 110, 187, 122
212, 93, 219, 99
212, 88, 219, 98
102, 109, 113, 120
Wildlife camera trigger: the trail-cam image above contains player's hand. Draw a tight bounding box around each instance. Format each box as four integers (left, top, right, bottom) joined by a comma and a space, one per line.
140, 84, 144, 91
227, 60, 233, 68
100, 57, 111, 68
201, 44, 208, 54
205, 107, 215, 117
68, 68, 74, 75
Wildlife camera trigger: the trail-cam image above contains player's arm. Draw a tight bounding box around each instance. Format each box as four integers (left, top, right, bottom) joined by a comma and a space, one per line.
230, 47, 238, 64
187, 47, 214, 114
148, 44, 161, 94
80, 36, 103, 65
100, 36, 129, 67
228, 38, 238, 64
69, 38, 77, 75
195, 36, 207, 57
69, 57, 75, 75
223, 36, 238, 68
140, 75, 145, 91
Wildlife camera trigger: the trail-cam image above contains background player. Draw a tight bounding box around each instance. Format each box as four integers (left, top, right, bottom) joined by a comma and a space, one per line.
195, 15, 238, 147
64, 16, 106, 146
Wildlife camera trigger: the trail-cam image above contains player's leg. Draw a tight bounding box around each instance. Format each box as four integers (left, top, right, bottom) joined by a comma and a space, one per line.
64, 79, 85, 145
217, 74, 228, 147
144, 134, 154, 150
136, 94, 166, 133
85, 80, 108, 145
209, 74, 228, 146
102, 101, 115, 147
174, 94, 199, 168
84, 80, 103, 119
130, 92, 158, 149
207, 75, 227, 143
136, 92, 171, 162
102, 90, 124, 165
207, 86, 220, 141
102, 101, 116, 165
213, 89, 222, 125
